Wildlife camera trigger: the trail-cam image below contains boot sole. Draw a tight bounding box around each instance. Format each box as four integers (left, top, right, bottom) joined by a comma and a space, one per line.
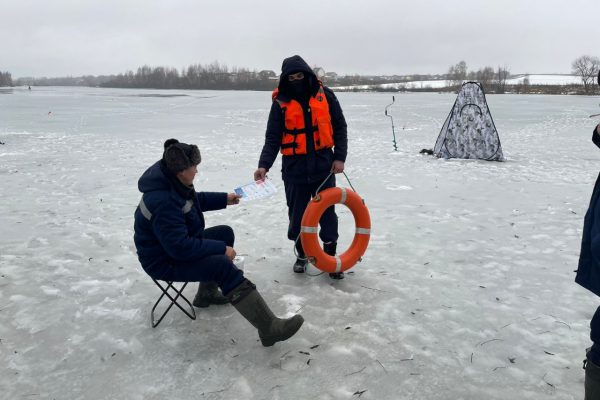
193, 299, 230, 308
193, 301, 210, 308
260, 315, 304, 347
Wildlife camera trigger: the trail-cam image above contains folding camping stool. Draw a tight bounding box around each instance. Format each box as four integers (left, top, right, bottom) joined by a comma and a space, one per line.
150, 278, 196, 328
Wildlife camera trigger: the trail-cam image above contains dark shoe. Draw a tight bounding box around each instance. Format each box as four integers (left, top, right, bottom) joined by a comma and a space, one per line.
193, 282, 229, 308
323, 242, 344, 279
293, 241, 307, 273
229, 279, 304, 347
293, 258, 307, 273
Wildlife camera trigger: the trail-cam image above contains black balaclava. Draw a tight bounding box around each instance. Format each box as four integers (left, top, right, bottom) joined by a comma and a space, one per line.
278, 55, 319, 101
288, 72, 311, 100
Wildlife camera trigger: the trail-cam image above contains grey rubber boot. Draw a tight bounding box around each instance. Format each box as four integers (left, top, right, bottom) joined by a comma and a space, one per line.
324, 242, 344, 280
293, 241, 307, 273
585, 358, 600, 400
229, 279, 304, 347
193, 282, 229, 308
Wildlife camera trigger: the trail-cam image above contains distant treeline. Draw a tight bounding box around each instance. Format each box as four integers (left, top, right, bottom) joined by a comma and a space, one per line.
0, 71, 12, 86
96, 62, 514, 92
357, 83, 586, 95
5, 55, 598, 95
347, 59, 599, 95
99, 62, 279, 90
10, 68, 448, 91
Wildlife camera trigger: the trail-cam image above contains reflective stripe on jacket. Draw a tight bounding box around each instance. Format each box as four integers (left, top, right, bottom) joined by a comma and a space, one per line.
272, 85, 334, 156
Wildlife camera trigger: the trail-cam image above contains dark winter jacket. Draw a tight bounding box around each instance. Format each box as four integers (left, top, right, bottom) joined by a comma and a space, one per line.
258, 55, 348, 184
134, 160, 228, 276
576, 128, 600, 364
576, 129, 600, 297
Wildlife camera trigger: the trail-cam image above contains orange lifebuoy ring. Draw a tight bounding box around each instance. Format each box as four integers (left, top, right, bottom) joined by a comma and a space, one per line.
300, 187, 371, 273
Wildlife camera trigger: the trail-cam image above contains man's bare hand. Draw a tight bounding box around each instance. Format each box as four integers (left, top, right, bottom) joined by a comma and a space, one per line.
225, 246, 236, 261
227, 193, 241, 205
254, 168, 267, 182
331, 160, 345, 174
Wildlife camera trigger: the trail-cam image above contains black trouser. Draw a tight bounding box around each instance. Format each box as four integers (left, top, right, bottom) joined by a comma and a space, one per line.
284, 175, 338, 253
149, 225, 244, 296
586, 307, 600, 399
586, 358, 600, 400
204, 225, 235, 247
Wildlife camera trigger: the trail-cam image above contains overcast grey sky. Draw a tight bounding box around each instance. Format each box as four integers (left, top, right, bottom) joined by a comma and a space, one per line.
3, 0, 599, 78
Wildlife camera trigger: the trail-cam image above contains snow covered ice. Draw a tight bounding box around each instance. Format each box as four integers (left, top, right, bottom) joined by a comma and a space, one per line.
1, 86, 600, 399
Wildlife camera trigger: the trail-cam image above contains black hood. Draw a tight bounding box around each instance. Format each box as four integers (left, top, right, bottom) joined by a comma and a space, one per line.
138, 161, 171, 194
138, 160, 194, 200
277, 55, 320, 100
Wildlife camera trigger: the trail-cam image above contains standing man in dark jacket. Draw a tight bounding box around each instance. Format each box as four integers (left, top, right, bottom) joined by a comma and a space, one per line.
576, 70, 600, 400
134, 139, 303, 346
254, 55, 348, 279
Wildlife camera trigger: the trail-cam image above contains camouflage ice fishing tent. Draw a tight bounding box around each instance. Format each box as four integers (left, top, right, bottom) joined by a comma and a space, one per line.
433, 81, 504, 161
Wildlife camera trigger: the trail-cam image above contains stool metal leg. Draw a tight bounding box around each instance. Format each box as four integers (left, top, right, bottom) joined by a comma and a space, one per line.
151, 280, 197, 328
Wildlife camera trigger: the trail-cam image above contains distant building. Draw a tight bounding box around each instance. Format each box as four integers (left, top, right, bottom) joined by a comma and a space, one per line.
259, 70, 277, 80
324, 71, 338, 81
313, 67, 326, 79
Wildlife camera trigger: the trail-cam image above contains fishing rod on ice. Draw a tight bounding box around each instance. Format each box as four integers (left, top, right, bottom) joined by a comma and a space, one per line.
384, 95, 398, 151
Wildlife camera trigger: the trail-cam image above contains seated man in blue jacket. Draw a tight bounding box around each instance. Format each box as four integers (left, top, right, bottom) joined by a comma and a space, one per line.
134, 139, 303, 346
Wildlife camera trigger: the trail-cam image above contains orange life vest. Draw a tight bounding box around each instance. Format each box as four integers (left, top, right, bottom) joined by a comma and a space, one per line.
272, 85, 334, 156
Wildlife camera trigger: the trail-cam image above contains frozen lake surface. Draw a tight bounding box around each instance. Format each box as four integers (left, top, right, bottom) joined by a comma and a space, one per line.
1, 86, 600, 399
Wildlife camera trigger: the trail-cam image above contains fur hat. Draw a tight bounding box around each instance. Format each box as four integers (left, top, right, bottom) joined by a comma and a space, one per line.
163, 138, 201, 173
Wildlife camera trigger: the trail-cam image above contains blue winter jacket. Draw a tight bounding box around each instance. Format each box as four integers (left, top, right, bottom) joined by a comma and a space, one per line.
134, 160, 228, 277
